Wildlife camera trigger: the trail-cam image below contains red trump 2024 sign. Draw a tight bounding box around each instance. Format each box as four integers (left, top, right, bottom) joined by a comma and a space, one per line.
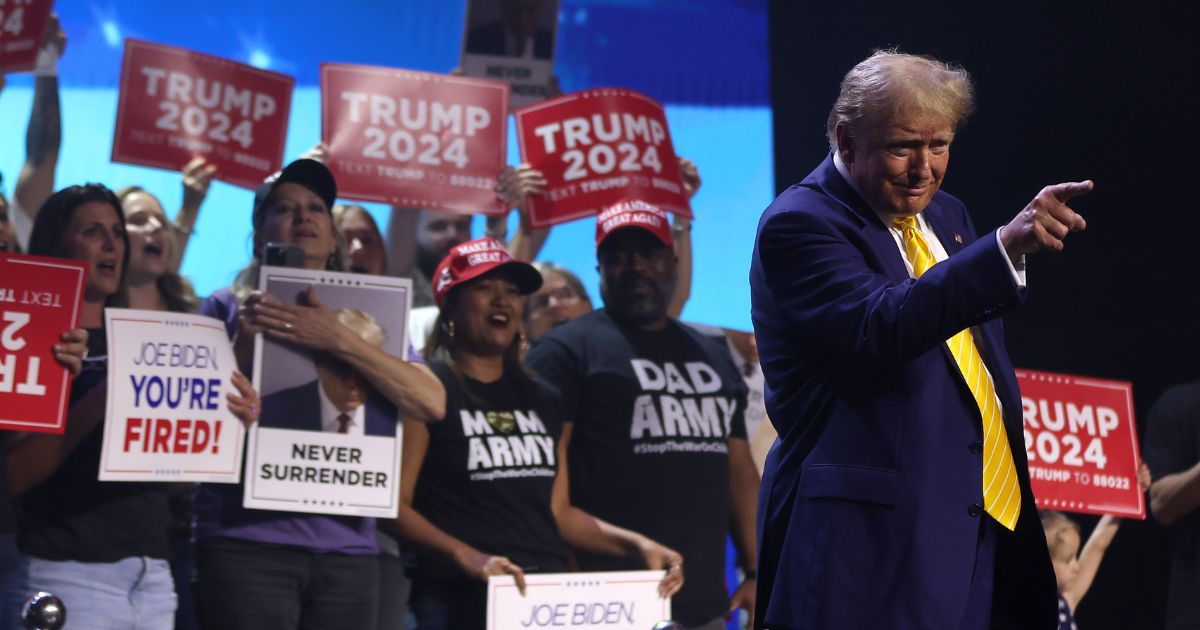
0, 0, 53, 74
322, 63, 509, 215
112, 39, 294, 190
1018, 369, 1144, 519
0, 253, 86, 434
515, 88, 691, 229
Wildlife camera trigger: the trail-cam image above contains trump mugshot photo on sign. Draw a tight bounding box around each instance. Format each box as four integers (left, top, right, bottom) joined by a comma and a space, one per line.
246, 267, 411, 518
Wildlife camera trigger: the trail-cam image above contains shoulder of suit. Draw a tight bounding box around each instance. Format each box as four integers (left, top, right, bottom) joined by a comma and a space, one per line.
763, 183, 848, 218
756, 184, 864, 244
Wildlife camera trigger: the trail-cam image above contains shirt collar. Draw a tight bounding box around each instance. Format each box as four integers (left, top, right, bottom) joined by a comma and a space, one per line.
832, 149, 929, 231
317, 379, 364, 433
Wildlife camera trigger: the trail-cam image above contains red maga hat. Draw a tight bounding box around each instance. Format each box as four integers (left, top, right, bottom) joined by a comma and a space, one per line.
432, 237, 543, 307
594, 199, 673, 250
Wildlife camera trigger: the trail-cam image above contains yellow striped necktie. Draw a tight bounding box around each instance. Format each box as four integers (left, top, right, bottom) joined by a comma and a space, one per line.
894, 216, 1022, 531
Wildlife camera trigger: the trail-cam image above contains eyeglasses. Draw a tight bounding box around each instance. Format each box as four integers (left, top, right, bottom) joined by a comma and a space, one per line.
528, 285, 581, 312
125, 214, 166, 234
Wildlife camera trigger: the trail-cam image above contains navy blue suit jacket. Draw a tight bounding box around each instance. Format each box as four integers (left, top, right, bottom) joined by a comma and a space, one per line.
259, 380, 398, 438
749, 155, 1056, 629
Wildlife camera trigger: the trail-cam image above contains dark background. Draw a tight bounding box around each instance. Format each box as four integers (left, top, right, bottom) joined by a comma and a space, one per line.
769, 1, 1200, 627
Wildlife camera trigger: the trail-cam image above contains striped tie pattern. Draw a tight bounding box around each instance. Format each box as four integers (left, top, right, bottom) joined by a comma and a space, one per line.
894, 216, 1021, 531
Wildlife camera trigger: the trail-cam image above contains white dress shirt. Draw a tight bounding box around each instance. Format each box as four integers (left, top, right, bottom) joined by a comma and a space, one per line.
832, 151, 1027, 286
318, 380, 365, 436
832, 151, 1021, 416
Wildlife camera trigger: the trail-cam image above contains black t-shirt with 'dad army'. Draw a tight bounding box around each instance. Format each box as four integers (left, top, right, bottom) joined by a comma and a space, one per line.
525, 309, 749, 627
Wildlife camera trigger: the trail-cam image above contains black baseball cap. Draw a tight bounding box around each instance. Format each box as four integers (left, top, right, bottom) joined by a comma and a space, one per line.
251, 159, 337, 228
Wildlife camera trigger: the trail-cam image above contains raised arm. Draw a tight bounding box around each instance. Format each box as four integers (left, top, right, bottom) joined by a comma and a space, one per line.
1060, 514, 1121, 611
172, 157, 217, 268
386, 206, 420, 278
497, 164, 549, 262
13, 15, 66, 230
666, 157, 700, 318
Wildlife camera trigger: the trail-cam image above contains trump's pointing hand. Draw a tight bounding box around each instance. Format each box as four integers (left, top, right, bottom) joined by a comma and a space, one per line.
1000, 180, 1093, 262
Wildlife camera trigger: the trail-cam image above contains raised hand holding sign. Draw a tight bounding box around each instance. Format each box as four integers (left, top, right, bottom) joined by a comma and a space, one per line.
112, 39, 294, 190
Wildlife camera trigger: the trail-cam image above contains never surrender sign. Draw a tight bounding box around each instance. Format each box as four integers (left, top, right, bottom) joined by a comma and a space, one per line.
112, 39, 294, 190
246, 267, 411, 518
101, 310, 245, 483
487, 571, 670, 630
1018, 369, 1145, 518
515, 88, 691, 230
0, 253, 84, 433
0, 0, 52, 74
322, 63, 508, 215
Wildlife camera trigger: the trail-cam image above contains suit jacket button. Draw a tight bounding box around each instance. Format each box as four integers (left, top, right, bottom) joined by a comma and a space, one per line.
969, 441, 983, 455
968, 504, 982, 517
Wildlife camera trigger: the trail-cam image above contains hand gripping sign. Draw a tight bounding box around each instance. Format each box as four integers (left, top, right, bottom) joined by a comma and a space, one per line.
1017, 369, 1145, 518
0, 0, 52, 74
112, 39, 294, 190
487, 571, 670, 630
0, 253, 85, 433
515, 88, 692, 230
100, 309, 245, 483
245, 267, 411, 518
321, 63, 508, 215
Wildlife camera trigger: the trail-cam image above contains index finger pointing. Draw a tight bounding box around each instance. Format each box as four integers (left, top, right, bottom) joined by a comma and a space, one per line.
1048, 180, 1094, 202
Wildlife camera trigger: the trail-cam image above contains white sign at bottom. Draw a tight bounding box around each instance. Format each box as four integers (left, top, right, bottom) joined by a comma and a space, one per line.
487, 570, 670, 630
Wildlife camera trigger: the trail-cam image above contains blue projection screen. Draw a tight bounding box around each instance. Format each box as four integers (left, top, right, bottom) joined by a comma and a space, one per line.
0, 0, 771, 330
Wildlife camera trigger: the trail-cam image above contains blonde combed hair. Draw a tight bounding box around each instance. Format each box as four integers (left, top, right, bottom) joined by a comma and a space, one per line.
827, 49, 975, 151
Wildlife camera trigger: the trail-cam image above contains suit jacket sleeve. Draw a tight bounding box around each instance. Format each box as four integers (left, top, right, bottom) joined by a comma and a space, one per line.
755, 198, 1026, 369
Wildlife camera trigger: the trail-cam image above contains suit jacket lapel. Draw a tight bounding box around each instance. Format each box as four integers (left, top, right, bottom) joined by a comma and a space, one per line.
807, 154, 910, 283
811, 157, 1018, 426
923, 204, 1023, 429
924, 200, 966, 257
304, 381, 324, 432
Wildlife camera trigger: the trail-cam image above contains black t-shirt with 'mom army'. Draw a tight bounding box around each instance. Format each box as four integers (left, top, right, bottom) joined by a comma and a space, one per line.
525, 309, 748, 627
410, 361, 570, 580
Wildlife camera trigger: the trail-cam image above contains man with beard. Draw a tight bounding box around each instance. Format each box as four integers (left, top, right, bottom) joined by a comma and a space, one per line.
388, 209, 473, 308
525, 199, 759, 629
